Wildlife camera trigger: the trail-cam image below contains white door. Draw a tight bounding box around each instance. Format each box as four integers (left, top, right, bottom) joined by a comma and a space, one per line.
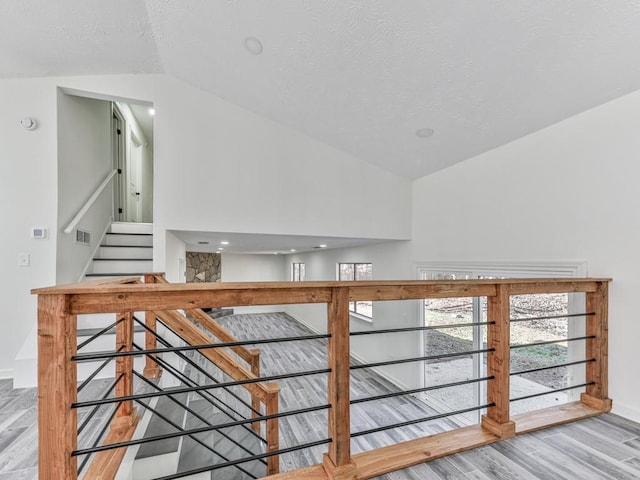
126, 133, 143, 222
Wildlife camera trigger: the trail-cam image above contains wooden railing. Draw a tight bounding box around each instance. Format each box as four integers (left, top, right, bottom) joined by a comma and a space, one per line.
33, 276, 612, 480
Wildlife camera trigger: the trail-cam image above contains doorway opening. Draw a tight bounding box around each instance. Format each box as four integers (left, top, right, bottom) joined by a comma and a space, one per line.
112, 101, 154, 223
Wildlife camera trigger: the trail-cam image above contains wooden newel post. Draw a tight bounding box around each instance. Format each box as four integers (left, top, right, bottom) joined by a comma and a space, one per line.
143, 274, 162, 378
323, 287, 357, 480
113, 311, 138, 427
482, 284, 515, 438
582, 281, 612, 412
265, 383, 280, 475
250, 349, 262, 434
38, 294, 78, 480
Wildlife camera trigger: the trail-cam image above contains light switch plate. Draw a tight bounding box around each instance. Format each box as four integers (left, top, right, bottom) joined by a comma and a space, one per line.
18, 253, 30, 267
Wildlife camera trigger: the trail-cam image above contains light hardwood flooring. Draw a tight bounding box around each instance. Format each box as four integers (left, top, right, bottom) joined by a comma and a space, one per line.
3, 311, 640, 479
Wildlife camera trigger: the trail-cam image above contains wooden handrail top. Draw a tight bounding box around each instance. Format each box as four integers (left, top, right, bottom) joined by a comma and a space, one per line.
32, 277, 612, 315
32, 277, 611, 295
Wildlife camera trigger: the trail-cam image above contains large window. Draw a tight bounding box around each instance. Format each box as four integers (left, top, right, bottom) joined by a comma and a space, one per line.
292, 263, 305, 281
338, 263, 373, 318
417, 261, 586, 422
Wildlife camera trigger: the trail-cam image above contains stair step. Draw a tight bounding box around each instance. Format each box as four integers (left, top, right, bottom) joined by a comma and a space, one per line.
110, 222, 153, 235
91, 259, 153, 274
103, 233, 153, 247
98, 245, 153, 259
133, 394, 189, 480
177, 401, 265, 480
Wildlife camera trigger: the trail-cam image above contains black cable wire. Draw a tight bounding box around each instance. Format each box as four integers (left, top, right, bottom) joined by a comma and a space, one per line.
72, 368, 331, 410
350, 348, 494, 370
351, 403, 495, 438
132, 370, 267, 461
77, 346, 124, 394
134, 397, 259, 479
510, 335, 595, 349
76, 318, 123, 351
351, 376, 494, 405
72, 331, 331, 362
153, 438, 332, 480
72, 403, 331, 456
77, 374, 123, 435
510, 358, 595, 377
350, 321, 495, 336
510, 382, 594, 402
133, 316, 261, 416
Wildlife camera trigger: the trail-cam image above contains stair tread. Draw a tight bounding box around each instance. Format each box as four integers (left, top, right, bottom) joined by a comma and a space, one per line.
177, 403, 265, 479
136, 394, 190, 459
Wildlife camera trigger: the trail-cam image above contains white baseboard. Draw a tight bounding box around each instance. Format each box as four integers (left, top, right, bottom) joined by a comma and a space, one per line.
0, 368, 13, 380
612, 401, 640, 424
283, 310, 322, 334
12, 358, 36, 388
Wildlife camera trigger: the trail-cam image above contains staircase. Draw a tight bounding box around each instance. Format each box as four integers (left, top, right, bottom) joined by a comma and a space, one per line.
130, 395, 266, 480
76, 222, 153, 380
85, 222, 153, 279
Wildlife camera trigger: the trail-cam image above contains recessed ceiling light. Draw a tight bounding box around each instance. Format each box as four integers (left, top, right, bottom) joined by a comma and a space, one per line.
244, 37, 263, 55
319, 244, 327, 248
217, 247, 224, 251
148, 108, 156, 116
290, 249, 296, 252
220, 241, 229, 245
197, 241, 209, 245
416, 128, 434, 138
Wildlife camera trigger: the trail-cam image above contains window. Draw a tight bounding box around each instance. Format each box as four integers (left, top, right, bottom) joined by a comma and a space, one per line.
417, 261, 586, 422
338, 263, 373, 318
292, 263, 305, 281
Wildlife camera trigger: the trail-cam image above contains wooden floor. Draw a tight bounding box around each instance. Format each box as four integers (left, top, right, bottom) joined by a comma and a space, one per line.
3, 311, 640, 479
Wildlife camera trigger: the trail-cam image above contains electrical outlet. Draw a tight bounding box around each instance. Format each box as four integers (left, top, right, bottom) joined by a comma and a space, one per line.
18, 253, 30, 267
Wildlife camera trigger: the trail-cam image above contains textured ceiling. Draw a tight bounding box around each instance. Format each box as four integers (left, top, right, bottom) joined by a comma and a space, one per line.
3, 1, 640, 178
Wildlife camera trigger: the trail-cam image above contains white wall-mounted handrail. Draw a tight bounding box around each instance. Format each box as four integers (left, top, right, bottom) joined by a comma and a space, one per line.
63, 169, 118, 234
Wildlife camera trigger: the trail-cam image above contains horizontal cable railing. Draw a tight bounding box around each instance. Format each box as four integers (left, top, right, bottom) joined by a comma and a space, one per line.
33, 276, 612, 480
507, 306, 596, 415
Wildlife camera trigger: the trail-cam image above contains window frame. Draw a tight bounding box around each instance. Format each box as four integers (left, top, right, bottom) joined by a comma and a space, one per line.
338, 262, 373, 319
291, 262, 305, 282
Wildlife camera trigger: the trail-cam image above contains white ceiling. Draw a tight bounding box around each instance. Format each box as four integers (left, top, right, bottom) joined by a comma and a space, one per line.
3, 1, 640, 180
171, 230, 393, 255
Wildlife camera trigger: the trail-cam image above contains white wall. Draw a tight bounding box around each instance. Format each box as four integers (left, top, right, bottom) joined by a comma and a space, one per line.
2, 73, 411, 380
411, 89, 640, 422
221, 253, 287, 313
152, 76, 412, 245
56, 92, 113, 284
0, 78, 58, 378
164, 230, 186, 283
284, 241, 420, 389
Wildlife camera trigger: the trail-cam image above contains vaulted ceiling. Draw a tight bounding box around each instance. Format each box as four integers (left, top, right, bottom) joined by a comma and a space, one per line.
3, 1, 640, 179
